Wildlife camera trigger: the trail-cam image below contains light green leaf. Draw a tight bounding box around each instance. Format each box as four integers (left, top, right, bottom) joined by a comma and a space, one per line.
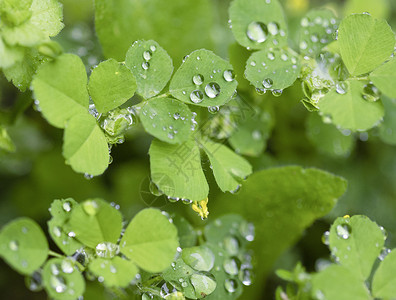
298, 9, 339, 57
88, 256, 138, 288
229, 0, 287, 50
0, 218, 48, 275
213, 166, 347, 298
329, 215, 384, 280
32, 54, 89, 128
0, 125, 16, 152
29, 0, 64, 37
139, 97, 194, 144
47, 199, 83, 256
173, 215, 197, 248
228, 111, 273, 157
200, 138, 252, 193
306, 112, 355, 157
372, 249, 396, 298
182, 246, 215, 272
120, 208, 179, 273
344, 0, 391, 19
0, 37, 24, 69
338, 14, 395, 76
318, 80, 384, 131
379, 97, 396, 145
370, 57, 396, 98
3, 48, 43, 92
0, 0, 32, 26
149, 138, 208, 201
311, 265, 371, 300
125, 40, 173, 99
94, 0, 213, 65
88, 59, 137, 113
169, 49, 237, 107
42, 258, 85, 300
62, 113, 109, 176
68, 198, 122, 248
245, 47, 301, 91
2, 22, 44, 47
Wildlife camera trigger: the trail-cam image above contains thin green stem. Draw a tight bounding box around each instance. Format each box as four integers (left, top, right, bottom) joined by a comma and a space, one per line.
48, 250, 64, 258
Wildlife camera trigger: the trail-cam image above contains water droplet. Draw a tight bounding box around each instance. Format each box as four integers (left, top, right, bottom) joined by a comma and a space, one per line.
262, 78, 273, 89
299, 41, 308, 50
301, 17, 309, 27
142, 61, 149, 70
223, 70, 235, 82
50, 275, 66, 293
190, 273, 217, 298
193, 74, 204, 85
272, 89, 283, 97
291, 57, 297, 64
68, 231, 76, 238
25, 271, 43, 292
336, 224, 351, 239
84, 173, 93, 180
267, 22, 280, 35
280, 53, 288, 61
110, 265, 117, 274
83, 200, 99, 216
182, 246, 215, 272
9, 240, 18, 251
322, 231, 330, 245
311, 34, 319, 43
240, 221, 255, 241
267, 52, 275, 60
230, 184, 241, 194
336, 81, 348, 94
205, 82, 221, 98
208, 106, 220, 114
246, 21, 268, 43
95, 242, 119, 258
224, 278, 238, 293
379, 248, 391, 261
223, 257, 239, 275
62, 201, 72, 212
53, 226, 62, 238
150, 45, 156, 52
362, 83, 381, 102
149, 181, 163, 196
223, 236, 239, 256
181, 281, 188, 288
143, 50, 152, 61
190, 90, 204, 103
61, 260, 74, 274
239, 268, 252, 286
250, 61, 256, 67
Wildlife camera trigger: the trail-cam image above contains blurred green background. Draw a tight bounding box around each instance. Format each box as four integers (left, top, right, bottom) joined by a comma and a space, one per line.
1, 0, 396, 298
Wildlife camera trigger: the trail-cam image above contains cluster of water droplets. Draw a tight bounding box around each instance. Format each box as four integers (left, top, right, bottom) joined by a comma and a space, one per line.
299, 15, 338, 55
99, 107, 137, 144
138, 44, 157, 78
95, 242, 119, 259
47, 259, 78, 296
245, 19, 285, 47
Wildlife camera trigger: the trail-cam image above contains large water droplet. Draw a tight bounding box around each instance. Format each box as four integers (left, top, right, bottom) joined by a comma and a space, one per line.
223, 257, 239, 275
240, 221, 255, 241
190, 273, 217, 298
301, 17, 309, 27
62, 201, 72, 212
143, 50, 152, 61
190, 90, 204, 103
336, 224, 351, 239
267, 22, 280, 35
208, 106, 220, 114
193, 74, 204, 85
50, 275, 66, 293
150, 45, 156, 52
267, 52, 275, 60
205, 82, 221, 98
95, 242, 120, 258
246, 21, 268, 43
61, 259, 74, 274
25, 271, 43, 292
322, 231, 330, 245
9, 240, 18, 251
262, 78, 273, 89
142, 61, 150, 70
379, 248, 391, 261
83, 200, 99, 216
272, 89, 283, 97
362, 83, 381, 102
223, 70, 235, 82
149, 181, 163, 196
223, 236, 239, 256
336, 81, 348, 94
224, 278, 238, 293
239, 268, 252, 286
182, 246, 215, 272
299, 41, 308, 50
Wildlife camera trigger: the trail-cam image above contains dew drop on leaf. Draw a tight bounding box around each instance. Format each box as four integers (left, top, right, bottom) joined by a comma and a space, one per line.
143, 50, 152, 61
272, 89, 283, 97
142, 61, 150, 70
208, 106, 220, 114
223, 70, 235, 82
190, 90, 204, 103
379, 247, 391, 261
223, 257, 239, 275
50, 275, 66, 293
267, 52, 275, 61
61, 260, 74, 274
240, 221, 255, 241
321, 230, 330, 245
335, 81, 348, 95
262, 78, 273, 89
336, 224, 351, 239
246, 21, 268, 43
239, 268, 252, 286
150, 45, 156, 52
9, 240, 18, 251
361, 83, 381, 102
205, 82, 221, 98
224, 278, 238, 293
95, 242, 119, 258
192, 74, 204, 85
62, 201, 72, 212
223, 236, 239, 256
82, 200, 98, 216
267, 22, 280, 35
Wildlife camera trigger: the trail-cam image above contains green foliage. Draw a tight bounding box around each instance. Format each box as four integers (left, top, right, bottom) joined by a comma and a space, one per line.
370, 57, 396, 98
372, 250, 396, 298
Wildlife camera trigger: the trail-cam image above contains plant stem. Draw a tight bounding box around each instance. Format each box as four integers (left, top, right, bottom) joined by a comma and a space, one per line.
48, 250, 64, 258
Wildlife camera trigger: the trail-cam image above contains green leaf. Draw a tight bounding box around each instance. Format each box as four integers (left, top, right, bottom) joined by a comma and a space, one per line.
306, 112, 355, 157
200, 138, 252, 193
318, 80, 384, 131
379, 97, 396, 145
213, 166, 347, 298
328, 215, 384, 280
228, 111, 273, 157
120, 208, 179, 272
88, 58, 137, 113
68, 198, 122, 248
229, 0, 288, 50
372, 249, 396, 298
344, 0, 391, 19
298, 9, 339, 57
94, 0, 213, 65
173, 215, 197, 248
32, 54, 89, 128
0, 125, 16, 152
139, 97, 194, 144
370, 57, 396, 98
182, 246, 215, 272
0, 218, 48, 275
149, 138, 209, 201
125, 40, 173, 99
311, 265, 371, 300
2, 22, 45, 47
48, 199, 83, 256
29, 0, 64, 37
338, 14, 395, 76
88, 256, 138, 288
169, 49, 237, 108
245, 47, 301, 91
62, 113, 109, 176
0, 0, 32, 26
42, 258, 85, 300
0, 37, 24, 69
